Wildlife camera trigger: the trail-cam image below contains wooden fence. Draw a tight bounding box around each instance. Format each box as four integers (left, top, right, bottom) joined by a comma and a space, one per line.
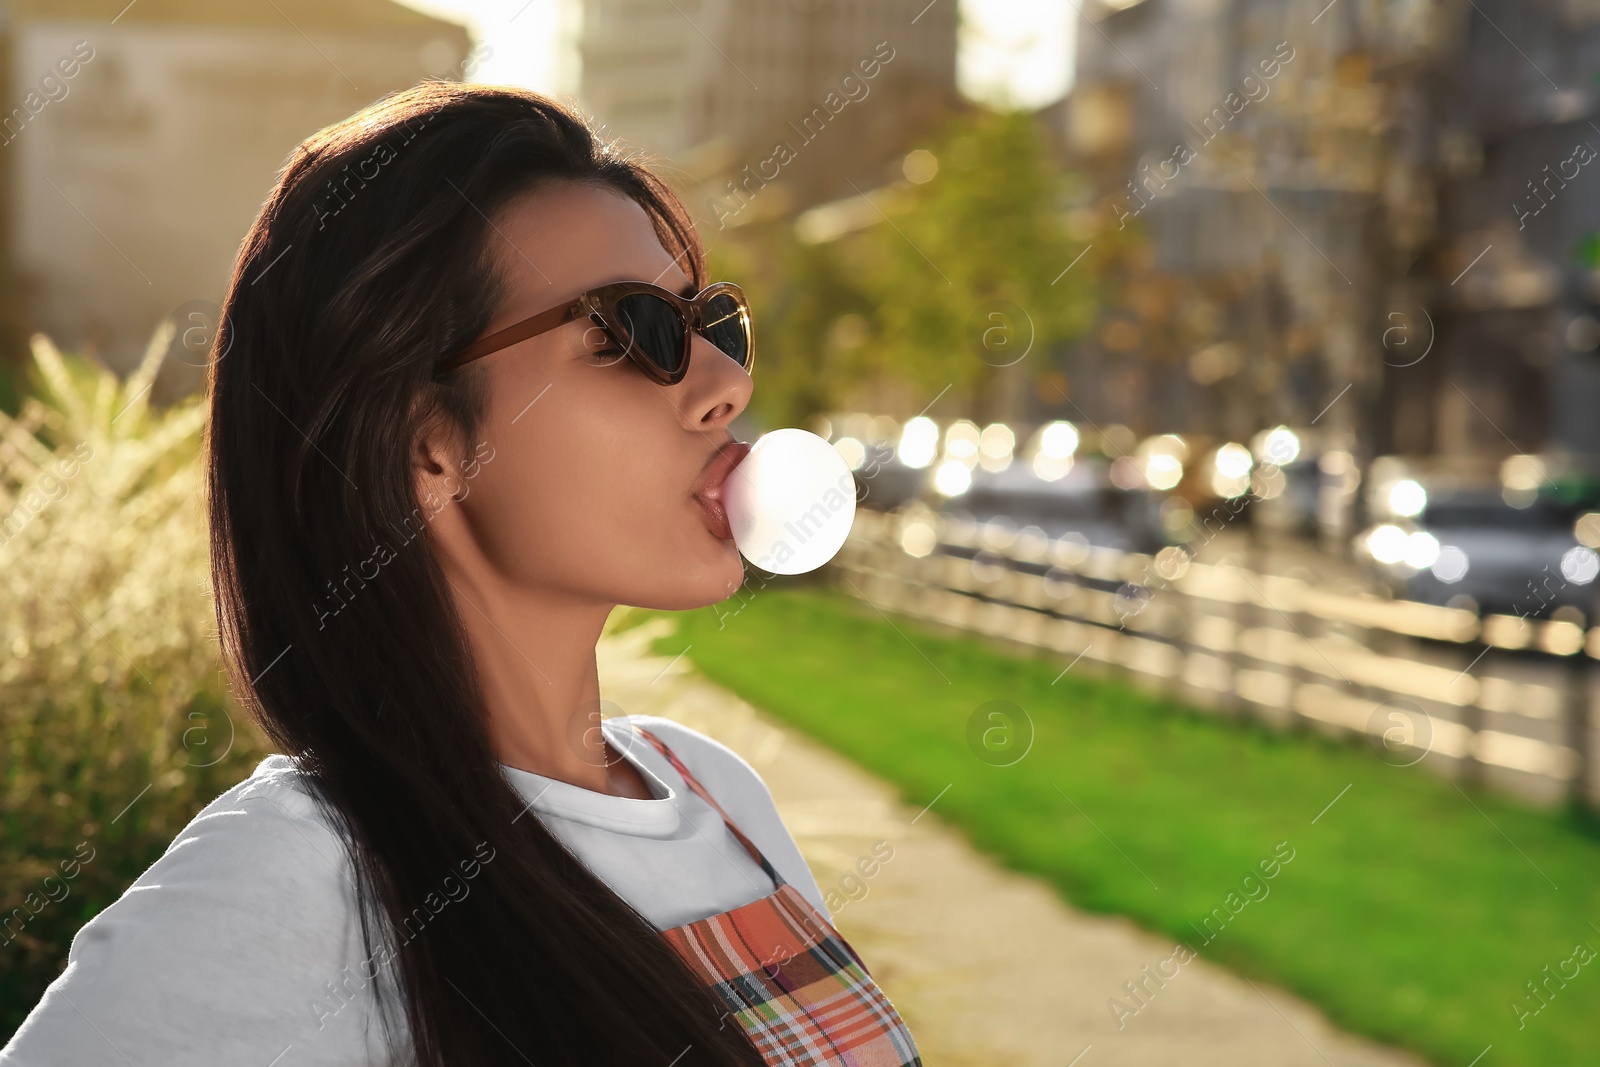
826, 507, 1598, 809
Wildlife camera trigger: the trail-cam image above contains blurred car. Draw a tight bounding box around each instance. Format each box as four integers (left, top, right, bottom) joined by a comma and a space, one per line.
1244, 456, 1320, 537
1357, 486, 1597, 618
849, 440, 928, 512
935, 456, 1168, 558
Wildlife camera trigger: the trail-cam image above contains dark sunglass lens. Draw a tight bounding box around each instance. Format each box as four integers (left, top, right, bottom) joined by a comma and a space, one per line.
701, 294, 749, 367
614, 294, 686, 376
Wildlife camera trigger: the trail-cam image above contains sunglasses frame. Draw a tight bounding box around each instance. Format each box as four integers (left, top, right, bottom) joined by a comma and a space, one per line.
434, 279, 754, 385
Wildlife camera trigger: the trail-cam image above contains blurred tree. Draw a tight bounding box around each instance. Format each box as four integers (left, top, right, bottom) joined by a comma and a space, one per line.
707, 106, 1109, 429
708, 232, 874, 432
851, 108, 1100, 420
1577, 229, 1600, 271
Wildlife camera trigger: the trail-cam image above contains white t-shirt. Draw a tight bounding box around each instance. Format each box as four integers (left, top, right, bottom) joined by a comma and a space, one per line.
0, 715, 828, 1066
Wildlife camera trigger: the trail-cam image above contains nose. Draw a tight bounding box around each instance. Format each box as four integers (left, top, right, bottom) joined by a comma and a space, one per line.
674, 332, 752, 430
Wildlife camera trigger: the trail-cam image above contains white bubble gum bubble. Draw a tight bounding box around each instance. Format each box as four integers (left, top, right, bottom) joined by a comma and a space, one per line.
724, 428, 857, 575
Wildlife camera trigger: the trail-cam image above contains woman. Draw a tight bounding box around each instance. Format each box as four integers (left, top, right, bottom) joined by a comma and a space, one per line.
1, 82, 920, 1066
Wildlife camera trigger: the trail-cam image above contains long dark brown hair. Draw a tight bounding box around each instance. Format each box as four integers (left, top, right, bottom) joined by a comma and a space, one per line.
204, 81, 766, 1066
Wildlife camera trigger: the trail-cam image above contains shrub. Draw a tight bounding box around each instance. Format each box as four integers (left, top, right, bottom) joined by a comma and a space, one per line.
0, 328, 269, 1037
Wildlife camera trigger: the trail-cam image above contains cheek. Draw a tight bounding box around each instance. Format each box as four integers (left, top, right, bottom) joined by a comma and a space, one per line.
465, 373, 704, 588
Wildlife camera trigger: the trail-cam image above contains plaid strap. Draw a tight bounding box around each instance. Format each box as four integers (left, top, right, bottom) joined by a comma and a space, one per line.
635, 725, 924, 1066
633, 725, 786, 889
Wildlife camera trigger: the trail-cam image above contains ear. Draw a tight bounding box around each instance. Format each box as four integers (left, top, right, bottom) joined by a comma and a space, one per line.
409, 391, 468, 510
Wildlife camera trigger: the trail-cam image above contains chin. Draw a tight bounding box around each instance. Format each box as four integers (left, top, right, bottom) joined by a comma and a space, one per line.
627, 542, 748, 612
693, 547, 750, 606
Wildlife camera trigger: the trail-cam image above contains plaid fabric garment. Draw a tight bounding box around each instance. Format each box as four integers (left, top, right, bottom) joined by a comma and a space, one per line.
634, 727, 923, 1067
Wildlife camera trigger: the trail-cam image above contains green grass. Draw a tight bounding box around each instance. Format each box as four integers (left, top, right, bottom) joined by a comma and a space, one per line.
649, 583, 1600, 1067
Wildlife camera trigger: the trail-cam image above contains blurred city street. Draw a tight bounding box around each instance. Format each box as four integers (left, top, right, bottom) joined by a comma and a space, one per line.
6, 1, 1600, 1064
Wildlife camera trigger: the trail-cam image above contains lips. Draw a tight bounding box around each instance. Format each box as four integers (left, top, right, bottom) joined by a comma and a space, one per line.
692, 440, 751, 540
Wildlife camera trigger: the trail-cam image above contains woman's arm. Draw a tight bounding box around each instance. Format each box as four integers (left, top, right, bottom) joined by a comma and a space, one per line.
1, 764, 392, 1067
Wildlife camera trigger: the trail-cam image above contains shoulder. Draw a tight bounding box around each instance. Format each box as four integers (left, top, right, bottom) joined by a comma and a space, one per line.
1, 756, 387, 1066
140, 753, 357, 907
616, 715, 832, 920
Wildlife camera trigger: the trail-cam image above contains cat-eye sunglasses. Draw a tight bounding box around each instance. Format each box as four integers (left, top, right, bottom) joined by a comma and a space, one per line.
435, 280, 753, 385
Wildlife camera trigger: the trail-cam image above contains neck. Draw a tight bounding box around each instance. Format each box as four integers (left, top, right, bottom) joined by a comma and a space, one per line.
445, 567, 618, 794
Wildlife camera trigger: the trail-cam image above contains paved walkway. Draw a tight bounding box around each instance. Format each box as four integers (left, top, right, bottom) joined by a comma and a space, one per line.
597, 616, 1428, 1067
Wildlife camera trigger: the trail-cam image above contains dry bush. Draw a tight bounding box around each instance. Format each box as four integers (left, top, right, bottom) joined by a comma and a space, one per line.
0, 327, 268, 1033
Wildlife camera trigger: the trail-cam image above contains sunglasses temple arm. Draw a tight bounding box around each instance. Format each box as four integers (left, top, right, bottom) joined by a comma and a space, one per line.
441, 300, 586, 370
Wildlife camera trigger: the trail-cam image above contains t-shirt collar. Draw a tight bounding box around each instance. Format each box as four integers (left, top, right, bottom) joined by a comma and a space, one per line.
496, 718, 682, 836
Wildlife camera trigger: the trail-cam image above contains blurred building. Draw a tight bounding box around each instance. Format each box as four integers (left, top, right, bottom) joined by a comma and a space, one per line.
0, 0, 470, 399
1406, 0, 1600, 466
1061, 0, 1600, 508
578, 0, 960, 228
